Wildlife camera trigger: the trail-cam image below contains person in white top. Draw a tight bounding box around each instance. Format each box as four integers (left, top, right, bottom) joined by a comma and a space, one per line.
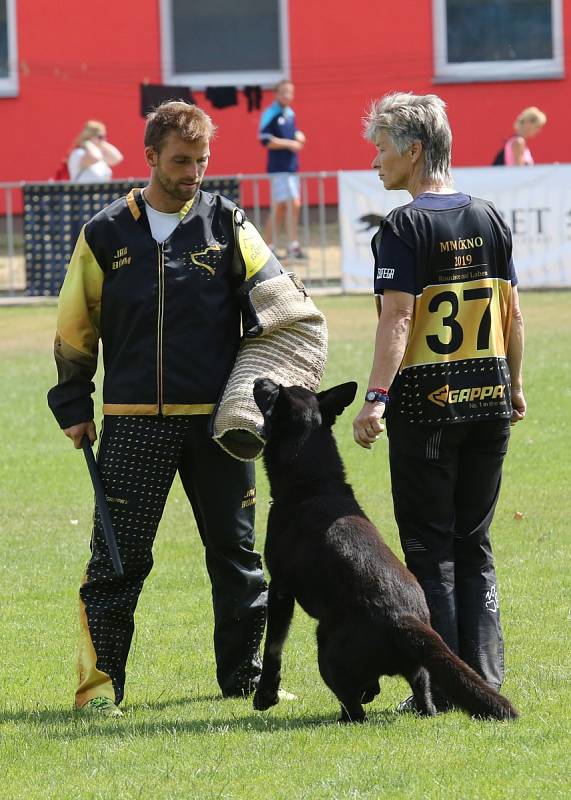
67, 120, 123, 183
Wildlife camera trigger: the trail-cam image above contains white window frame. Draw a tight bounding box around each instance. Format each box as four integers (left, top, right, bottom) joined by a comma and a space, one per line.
160, 0, 290, 89
0, 0, 18, 97
433, 0, 564, 83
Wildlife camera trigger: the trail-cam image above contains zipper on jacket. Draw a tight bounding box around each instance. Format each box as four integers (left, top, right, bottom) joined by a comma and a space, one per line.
157, 242, 165, 414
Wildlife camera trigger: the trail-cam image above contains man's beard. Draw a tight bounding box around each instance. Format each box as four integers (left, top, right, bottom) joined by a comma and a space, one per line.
155, 166, 200, 203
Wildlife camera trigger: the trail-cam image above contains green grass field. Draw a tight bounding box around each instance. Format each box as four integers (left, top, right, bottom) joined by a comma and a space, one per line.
0, 293, 569, 800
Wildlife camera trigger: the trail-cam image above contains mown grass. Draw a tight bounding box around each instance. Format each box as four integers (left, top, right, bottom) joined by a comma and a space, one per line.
0, 293, 569, 800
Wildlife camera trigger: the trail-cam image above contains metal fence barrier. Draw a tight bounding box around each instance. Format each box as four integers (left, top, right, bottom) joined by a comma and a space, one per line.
22, 178, 239, 296
0, 172, 340, 299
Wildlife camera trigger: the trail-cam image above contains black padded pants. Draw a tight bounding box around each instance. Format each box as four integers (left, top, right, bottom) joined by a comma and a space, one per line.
387, 416, 510, 690
78, 415, 267, 706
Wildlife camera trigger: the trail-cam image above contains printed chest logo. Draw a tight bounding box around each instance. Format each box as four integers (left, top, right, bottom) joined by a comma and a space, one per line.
184, 242, 224, 277
241, 488, 256, 509
112, 247, 132, 270
428, 384, 506, 407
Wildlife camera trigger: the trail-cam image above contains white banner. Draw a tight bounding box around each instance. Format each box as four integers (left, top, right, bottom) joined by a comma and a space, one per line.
339, 165, 571, 291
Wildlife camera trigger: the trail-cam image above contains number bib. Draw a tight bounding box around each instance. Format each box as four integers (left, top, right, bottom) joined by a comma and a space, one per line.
386, 197, 514, 423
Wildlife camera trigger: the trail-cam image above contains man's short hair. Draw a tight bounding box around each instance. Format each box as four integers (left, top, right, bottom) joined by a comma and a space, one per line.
144, 101, 216, 152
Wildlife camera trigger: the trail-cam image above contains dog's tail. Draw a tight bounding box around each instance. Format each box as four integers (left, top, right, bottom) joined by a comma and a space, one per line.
395, 615, 518, 720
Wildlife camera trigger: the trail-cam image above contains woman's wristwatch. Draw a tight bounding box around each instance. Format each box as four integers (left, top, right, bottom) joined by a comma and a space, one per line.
365, 387, 390, 404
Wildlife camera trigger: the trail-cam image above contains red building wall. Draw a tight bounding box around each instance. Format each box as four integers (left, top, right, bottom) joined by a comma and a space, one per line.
1, 0, 569, 187
289, 0, 568, 171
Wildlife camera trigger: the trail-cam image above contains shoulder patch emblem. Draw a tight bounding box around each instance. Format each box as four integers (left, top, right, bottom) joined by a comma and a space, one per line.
238, 221, 272, 280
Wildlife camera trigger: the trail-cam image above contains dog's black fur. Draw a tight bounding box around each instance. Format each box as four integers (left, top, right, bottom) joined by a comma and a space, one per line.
252, 378, 518, 723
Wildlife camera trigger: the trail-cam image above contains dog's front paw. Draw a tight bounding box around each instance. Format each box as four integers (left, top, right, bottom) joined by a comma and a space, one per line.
253, 687, 280, 711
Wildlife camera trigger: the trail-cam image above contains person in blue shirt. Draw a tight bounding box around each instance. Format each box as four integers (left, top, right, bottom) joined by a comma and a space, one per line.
259, 80, 306, 259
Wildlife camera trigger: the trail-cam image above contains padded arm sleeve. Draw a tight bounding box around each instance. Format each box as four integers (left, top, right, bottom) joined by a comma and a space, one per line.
213, 269, 328, 460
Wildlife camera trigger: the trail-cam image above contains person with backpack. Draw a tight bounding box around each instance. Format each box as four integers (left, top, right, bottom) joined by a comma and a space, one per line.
492, 106, 547, 166
67, 120, 123, 182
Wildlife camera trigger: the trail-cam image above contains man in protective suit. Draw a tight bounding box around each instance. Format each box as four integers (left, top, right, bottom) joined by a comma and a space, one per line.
48, 101, 326, 716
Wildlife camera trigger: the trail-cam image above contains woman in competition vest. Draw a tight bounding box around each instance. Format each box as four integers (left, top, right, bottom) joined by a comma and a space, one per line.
353, 92, 526, 712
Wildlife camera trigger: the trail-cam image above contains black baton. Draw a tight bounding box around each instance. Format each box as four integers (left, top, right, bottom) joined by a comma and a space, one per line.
81, 435, 124, 577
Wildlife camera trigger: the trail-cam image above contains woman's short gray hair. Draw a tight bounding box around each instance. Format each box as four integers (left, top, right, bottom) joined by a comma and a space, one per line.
364, 92, 452, 185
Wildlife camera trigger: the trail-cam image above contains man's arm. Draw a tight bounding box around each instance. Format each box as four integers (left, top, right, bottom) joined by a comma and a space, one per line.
47, 226, 103, 445
353, 289, 414, 449
507, 285, 525, 423
265, 136, 303, 152
230, 207, 284, 332
64, 420, 97, 449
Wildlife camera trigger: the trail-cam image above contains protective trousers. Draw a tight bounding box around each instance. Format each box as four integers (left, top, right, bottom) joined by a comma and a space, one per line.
76, 415, 267, 708
386, 417, 510, 691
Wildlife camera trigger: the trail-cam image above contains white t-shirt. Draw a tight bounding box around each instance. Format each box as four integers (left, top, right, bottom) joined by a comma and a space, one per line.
67, 147, 113, 183
142, 191, 181, 242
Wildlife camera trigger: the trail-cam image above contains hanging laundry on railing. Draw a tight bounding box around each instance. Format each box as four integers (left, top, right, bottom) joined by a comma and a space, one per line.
243, 86, 262, 112
205, 87, 238, 109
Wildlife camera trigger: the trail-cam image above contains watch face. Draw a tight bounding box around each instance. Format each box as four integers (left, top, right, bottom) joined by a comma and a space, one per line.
366, 391, 377, 402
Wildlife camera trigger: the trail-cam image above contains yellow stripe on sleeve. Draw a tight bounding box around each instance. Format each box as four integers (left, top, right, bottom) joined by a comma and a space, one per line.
238, 220, 275, 281
56, 226, 104, 358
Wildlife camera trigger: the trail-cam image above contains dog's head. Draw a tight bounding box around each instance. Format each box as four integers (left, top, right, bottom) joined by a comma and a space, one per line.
253, 378, 357, 449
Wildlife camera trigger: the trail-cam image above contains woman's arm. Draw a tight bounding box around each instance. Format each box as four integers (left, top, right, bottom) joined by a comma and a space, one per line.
78, 140, 102, 169
352, 289, 414, 448
99, 140, 124, 166
510, 136, 527, 166
507, 285, 526, 423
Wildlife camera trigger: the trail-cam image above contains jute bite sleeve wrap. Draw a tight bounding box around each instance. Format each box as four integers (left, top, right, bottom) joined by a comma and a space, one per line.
212, 271, 328, 460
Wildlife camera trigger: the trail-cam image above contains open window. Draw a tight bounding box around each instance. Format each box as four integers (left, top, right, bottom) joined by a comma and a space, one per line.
160, 0, 290, 89
433, 0, 564, 82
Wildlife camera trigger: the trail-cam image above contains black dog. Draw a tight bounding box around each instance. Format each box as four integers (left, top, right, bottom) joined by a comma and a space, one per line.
252, 378, 518, 723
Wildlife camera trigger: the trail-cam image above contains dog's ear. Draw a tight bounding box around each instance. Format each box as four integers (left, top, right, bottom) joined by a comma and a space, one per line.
253, 377, 281, 419
317, 382, 358, 424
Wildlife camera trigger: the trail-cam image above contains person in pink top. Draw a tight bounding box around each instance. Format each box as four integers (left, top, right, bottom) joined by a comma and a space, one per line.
493, 107, 547, 166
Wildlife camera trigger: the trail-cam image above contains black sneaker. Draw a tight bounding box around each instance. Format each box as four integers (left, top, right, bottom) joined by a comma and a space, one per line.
396, 695, 420, 714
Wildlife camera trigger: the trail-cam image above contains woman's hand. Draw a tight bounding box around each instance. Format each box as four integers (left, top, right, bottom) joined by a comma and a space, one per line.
353, 402, 385, 449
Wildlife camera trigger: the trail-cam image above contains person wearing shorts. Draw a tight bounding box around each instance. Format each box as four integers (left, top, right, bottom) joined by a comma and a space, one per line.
259, 80, 306, 259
